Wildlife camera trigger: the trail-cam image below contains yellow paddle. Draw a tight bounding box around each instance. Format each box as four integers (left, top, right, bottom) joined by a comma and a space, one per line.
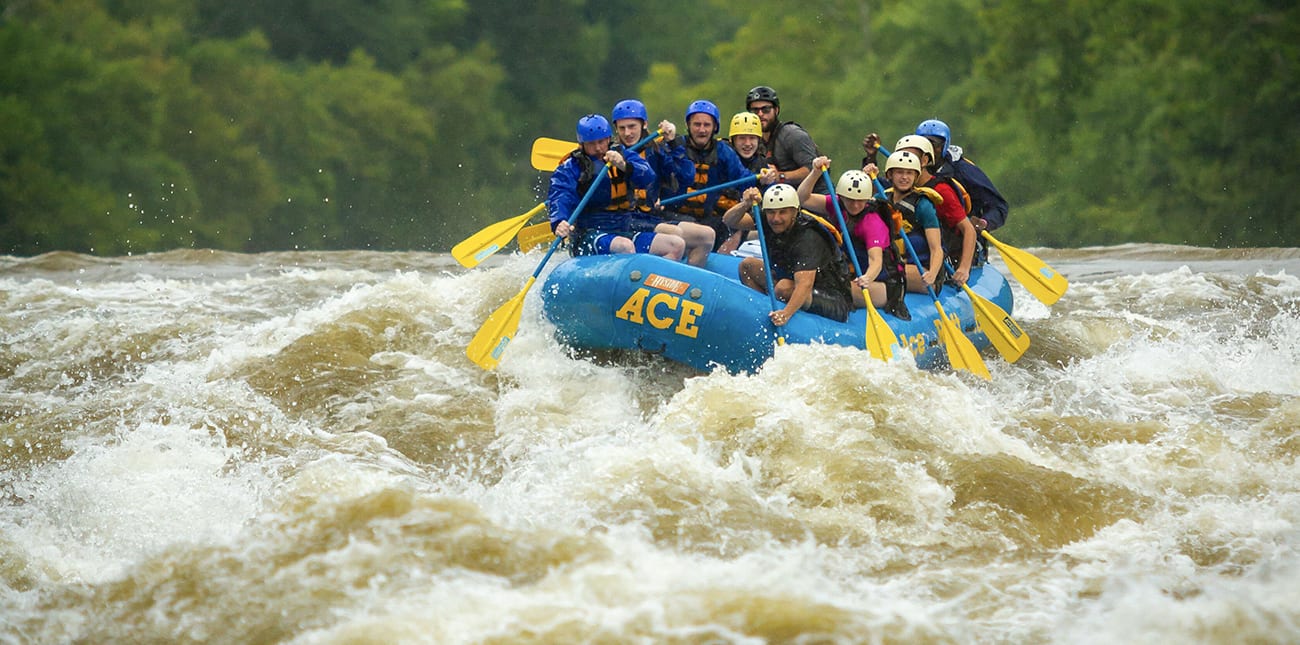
870, 173, 989, 379
515, 221, 555, 253
451, 203, 546, 268
468, 131, 661, 370
466, 164, 610, 370
531, 137, 578, 172
944, 259, 1029, 362
980, 231, 1068, 306
821, 167, 895, 361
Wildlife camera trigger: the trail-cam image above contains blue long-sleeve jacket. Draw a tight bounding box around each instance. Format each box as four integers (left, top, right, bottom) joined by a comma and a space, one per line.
638, 139, 694, 209
945, 150, 1009, 231
676, 139, 752, 218
547, 149, 655, 232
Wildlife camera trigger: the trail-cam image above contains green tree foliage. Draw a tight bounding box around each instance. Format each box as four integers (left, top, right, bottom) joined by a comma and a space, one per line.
1, 0, 1297, 254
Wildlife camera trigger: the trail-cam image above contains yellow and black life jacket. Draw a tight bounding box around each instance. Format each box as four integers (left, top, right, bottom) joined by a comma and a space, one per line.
677, 140, 722, 218
573, 150, 631, 212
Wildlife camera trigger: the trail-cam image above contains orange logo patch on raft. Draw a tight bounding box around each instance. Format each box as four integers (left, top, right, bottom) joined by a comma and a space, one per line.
644, 273, 688, 295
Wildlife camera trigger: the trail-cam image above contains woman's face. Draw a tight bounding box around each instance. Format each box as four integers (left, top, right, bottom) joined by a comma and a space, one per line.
731, 134, 759, 158
889, 168, 918, 191
843, 197, 869, 216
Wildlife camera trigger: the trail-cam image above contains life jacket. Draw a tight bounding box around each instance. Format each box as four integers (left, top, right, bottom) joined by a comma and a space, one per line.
720, 145, 770, 213
841, 200, 906, 286
630, 142, 678, 214
573, 150, 631, 212
862, 204, 911, 320
800, 210, 843, 247
931, 161, 978, 215
924, 174, 972, 216
885, 186, 943, 263
767, 212, 853, 299
922, 174, 973, 261
678, 139, 722, 218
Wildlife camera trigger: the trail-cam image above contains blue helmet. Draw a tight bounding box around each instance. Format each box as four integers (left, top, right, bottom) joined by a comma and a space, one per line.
611, 99, 648, 123
685, 99, 721, 135
576, 114, 612, 143
915, 119, 951, 156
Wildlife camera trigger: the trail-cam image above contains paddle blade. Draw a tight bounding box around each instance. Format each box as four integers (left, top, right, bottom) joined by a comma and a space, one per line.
982, 231, 1068, 306
466, 277, 536, 370
516, 221, 555, 253
963, 284, 1030, 363
863, 296, 896, 361
452, 203, 546, 268
531, 138, 577, 172
933, 303, 991, 380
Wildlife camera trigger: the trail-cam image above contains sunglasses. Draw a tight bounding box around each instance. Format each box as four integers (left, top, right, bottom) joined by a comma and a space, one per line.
750, 105, 776, 114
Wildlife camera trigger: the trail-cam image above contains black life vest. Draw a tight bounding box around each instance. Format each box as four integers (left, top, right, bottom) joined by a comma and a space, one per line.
842, 201, 906, 285
573, 150, 631, 212
766, 212, 854, 300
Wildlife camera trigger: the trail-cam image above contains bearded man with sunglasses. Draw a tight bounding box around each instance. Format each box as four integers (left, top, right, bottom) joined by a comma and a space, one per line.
744, 85, 821, 192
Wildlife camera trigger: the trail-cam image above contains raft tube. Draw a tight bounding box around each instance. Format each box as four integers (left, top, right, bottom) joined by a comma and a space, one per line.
540, 252, 1014, 373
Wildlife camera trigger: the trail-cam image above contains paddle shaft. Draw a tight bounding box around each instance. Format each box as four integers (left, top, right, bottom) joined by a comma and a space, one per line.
751, 204, 785, 345
659, 173, 759, 207
531, 130, 663, 264
823, 168, 896, 361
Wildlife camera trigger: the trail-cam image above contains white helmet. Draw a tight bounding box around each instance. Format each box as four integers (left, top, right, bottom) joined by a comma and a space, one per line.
894, 134, 935, 161
762, 183, 799, 210
836, 170, 873, 200
884, 150, 922, 174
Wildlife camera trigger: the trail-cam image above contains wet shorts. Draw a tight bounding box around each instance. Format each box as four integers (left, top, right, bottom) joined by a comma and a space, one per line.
627, 214, 667, 233
771, 268, 853, 323
807, 287, 852, 322
571, 228, 656, 256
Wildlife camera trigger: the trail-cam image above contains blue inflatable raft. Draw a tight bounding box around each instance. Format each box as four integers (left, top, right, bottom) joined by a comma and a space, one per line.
540, 252, 1014, 373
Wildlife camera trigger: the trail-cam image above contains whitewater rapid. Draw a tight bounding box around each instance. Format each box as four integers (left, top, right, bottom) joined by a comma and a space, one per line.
2, 245, 1299, 643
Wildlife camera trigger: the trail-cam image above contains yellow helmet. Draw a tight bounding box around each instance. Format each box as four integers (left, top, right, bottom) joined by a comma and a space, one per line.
728, 112, 763, 138
894, 134, 934, 161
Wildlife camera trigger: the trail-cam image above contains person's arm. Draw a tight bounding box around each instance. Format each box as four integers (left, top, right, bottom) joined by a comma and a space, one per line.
547, 161, 579, 236
722, 187, 762, 231
923, 227, 943, 286
796, 156, 830, 211
774, 269, 816, 326
780, 125, 818, 185
915, 199, 943, 286
953, 217, 975, 285
862, 247, 883, 283
777, 165, 811, 186
622, 148, 655, 188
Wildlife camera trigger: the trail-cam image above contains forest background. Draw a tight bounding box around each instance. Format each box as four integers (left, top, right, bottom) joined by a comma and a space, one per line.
2, 0, 1296, 256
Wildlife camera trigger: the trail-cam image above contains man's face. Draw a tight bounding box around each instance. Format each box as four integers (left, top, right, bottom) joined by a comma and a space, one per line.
581, 138, 610, 157
687, 113, 715, 147
924, 135, 945, 158
748, 101, 778, 132
731, 134, 759, 158
765, 206, 797, 234
614, 119, 644, 147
